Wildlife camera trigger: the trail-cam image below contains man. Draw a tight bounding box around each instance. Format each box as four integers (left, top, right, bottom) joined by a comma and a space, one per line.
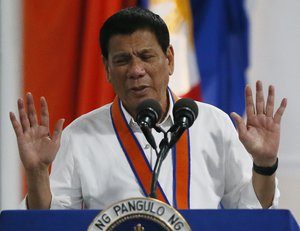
10, 7, 287, 210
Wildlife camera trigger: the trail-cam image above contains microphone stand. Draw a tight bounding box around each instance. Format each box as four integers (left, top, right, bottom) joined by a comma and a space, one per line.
145, 98, 198, 199
149, 128, 173, 199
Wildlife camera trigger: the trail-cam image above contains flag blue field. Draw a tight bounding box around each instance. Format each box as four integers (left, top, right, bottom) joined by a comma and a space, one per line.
140, 0, 248, 116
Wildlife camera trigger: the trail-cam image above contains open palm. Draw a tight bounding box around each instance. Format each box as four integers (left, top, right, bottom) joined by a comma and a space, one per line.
10, 93, 64, 171
231, 81, 287, 166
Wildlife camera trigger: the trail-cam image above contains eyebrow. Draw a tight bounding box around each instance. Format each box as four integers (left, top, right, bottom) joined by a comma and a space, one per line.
110, 53, 130, 64
112, 48, 157, 57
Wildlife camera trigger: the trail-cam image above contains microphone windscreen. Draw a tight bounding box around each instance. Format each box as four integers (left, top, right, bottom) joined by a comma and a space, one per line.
173, 98, 198, 127
136, 99, 162, 126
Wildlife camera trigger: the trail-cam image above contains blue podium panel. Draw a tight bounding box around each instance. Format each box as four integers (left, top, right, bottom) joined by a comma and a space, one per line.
0, 209, 299, 231
180, 210, 300, 231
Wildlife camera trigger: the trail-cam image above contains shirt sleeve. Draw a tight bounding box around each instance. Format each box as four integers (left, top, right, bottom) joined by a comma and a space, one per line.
238, 177, 280, 209
48, 129, 83, 209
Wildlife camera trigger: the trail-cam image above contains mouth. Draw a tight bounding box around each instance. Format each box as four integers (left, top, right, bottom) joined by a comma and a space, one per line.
129, 86, 150, 95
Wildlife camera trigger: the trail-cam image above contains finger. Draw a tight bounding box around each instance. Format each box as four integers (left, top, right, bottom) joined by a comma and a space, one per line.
245, 85, 255, 118
256, 80, 265, 114
230, 112, 247, 141
266, 85, 275, 117
274, 98, 287, 124
40, 97, 49, 128
18, 98, 31, 132
51, 119, 65, 143
26, 92, 38, 127
9, 112, 24, 137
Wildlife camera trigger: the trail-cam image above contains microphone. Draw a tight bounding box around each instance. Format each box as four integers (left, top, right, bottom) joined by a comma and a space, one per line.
168, 98, 198, 148
149, 98, 198, 199
136, 99, 162, 150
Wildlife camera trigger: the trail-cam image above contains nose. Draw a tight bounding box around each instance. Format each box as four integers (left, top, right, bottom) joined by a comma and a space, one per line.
127, 57, 146, 79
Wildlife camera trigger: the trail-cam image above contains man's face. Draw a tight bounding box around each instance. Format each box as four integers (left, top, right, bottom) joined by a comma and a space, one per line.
103, 30, 174, 119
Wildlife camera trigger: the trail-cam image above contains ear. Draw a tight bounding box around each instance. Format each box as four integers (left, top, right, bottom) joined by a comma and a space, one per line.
166, 45, 174, 75
102, 55, 111, 82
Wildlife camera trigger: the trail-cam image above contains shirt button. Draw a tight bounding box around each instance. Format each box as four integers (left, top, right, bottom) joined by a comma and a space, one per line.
144, 144, 150, 149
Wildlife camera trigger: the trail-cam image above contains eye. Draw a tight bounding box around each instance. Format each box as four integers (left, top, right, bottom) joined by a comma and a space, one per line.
140, 54, 155, 61
115, 59, 128, 65
113, 56, 131, 66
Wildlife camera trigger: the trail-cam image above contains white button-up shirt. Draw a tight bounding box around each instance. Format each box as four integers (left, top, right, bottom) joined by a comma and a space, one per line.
20, 93, 279, 210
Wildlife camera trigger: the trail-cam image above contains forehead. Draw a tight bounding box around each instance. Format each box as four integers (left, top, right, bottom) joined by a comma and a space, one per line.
107, 30, 162, 56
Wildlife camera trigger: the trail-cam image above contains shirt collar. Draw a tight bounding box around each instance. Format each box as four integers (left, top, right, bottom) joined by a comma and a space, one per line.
120, 89, 175, 131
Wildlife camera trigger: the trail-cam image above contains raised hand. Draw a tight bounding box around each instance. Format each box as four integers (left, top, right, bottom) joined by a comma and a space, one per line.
9, 93, 64, 172
231, 81, 287, 166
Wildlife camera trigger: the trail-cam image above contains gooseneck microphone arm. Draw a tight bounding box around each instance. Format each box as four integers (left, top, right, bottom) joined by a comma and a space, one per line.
138, 120, 158, 152
136, 99, 162, 153
149, 134, 170, 198
149, 98, 199, 199
136, 98, 198, 200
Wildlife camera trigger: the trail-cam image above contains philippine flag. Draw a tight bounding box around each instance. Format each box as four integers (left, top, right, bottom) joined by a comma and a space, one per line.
140, 0, 249, 116
142, 0, 202, 101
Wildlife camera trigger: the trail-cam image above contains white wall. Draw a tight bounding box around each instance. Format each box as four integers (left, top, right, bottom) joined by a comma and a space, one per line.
247, 0, 300, 222
0, 0, 22, 210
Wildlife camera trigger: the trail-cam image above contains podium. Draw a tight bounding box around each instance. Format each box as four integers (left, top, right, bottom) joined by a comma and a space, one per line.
0, 209, 299, 231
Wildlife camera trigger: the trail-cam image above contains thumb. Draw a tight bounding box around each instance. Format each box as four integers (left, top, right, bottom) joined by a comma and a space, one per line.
51, 119, 65, 143
230, 112, 247, 138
